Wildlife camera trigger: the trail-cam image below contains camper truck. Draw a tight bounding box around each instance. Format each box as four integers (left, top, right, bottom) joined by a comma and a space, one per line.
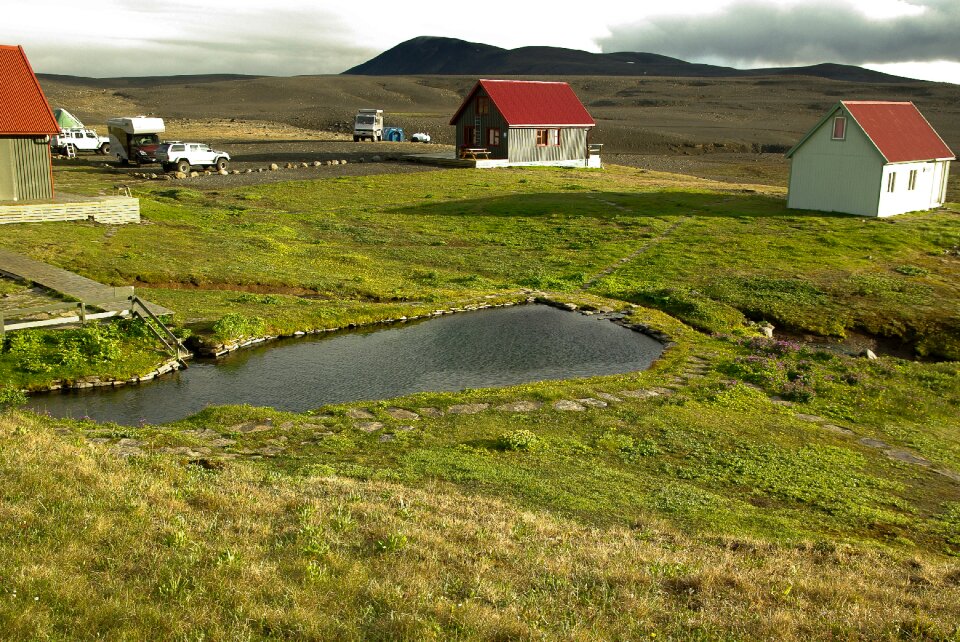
107, 117, 165, 165
353, 109, 383, 141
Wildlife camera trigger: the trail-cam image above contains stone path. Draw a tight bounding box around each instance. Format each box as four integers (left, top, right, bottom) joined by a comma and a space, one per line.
79, 345, 959, 485
789, 410, 960, 482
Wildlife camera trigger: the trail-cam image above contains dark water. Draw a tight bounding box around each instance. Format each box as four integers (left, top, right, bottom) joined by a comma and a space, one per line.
26, 305, 663, 425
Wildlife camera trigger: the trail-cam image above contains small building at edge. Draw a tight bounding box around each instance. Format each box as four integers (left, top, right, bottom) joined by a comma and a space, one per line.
0, 45, 59, 202
449, 79, 599, 167
786, 101, 953, 217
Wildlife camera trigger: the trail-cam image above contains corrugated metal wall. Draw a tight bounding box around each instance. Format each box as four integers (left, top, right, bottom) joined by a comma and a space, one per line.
0, 136, 52, 201
452, 89, 509, 158
507, 128, 588, 164
787, 106, 883, 216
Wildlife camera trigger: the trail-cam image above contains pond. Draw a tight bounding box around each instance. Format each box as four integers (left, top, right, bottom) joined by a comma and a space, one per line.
26, 304, 664, 425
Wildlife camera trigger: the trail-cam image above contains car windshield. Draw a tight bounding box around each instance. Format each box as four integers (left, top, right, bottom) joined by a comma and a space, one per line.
356, 116, 376, 125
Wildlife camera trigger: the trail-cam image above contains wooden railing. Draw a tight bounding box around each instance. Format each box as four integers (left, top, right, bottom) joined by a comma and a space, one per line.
0, 289, 189, 367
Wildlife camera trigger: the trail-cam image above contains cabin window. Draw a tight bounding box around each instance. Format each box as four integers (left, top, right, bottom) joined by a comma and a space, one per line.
477, 96, 489, 116
908, 169, 918, 190
463, 126, 476, 146
487, 128, 501, 146
832, 117, 846, 140
887, 172, 896, 192
536, 129, 560, 146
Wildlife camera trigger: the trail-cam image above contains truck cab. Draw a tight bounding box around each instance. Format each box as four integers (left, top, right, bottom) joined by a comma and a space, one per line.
353, 109, 383, 142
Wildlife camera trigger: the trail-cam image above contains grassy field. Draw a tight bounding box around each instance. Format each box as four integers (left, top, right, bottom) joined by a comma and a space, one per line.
3, 161, 959, 359
1, 160, 959, 639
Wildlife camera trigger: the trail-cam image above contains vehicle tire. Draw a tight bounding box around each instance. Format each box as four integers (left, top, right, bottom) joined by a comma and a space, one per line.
215, 157, 228, 171
176, 159, 190, 174
118, 155, 129, 167
353, 135, 359, 142
376, 134, 382, 142
99, 142, 110, 155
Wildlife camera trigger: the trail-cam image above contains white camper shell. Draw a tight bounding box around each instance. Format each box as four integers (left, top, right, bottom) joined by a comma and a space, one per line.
353, 109, 383, 142
107, 117, 166, 165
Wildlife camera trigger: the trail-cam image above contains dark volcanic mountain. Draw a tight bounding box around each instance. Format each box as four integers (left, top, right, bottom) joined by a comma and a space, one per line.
344, 36, 911, 83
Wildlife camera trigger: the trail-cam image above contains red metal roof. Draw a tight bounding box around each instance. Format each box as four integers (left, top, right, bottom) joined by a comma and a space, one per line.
450, 79, 595, 127
0, 45, 59, 136
843, 101, 954, 163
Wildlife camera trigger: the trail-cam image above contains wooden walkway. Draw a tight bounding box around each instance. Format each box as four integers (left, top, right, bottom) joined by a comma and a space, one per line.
0, 248, 172, 316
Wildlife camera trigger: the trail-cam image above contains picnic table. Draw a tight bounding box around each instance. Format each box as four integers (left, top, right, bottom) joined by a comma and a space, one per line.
460, 147, 491, 160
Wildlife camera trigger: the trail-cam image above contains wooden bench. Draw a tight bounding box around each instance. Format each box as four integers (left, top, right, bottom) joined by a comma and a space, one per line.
460, 147, 491, 160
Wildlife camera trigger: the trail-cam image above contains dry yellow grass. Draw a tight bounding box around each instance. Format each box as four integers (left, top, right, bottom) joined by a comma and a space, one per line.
1, 410, 958, 640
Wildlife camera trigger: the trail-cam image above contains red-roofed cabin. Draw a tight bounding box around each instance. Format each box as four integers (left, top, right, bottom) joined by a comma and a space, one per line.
0, 45, 58, 202
786, 101, 953, 217
449, 79, 599, 167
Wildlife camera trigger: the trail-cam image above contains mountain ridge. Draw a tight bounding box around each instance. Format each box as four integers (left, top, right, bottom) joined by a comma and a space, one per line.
343, 36, 914, 84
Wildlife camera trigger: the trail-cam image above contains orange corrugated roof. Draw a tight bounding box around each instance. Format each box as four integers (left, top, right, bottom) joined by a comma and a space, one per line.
843, 101, 954, 163
0, 45, 59, 135
450, 79, 595, 127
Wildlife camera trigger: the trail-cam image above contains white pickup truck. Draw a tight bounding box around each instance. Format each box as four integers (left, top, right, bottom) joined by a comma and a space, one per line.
51, 128, 110, 155
155, 141, 231, 173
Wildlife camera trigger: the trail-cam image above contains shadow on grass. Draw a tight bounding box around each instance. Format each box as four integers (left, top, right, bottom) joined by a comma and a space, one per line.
388, 190, 850, 220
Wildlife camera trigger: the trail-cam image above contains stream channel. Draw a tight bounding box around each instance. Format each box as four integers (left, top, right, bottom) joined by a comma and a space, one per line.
26, 304, 665, 425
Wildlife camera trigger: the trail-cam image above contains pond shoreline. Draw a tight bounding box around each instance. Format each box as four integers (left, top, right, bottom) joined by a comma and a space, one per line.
25, 295, 676, 396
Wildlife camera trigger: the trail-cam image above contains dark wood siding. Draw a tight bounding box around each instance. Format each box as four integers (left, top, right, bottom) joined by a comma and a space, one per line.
0, 136, 52, 202
452, 89, 510, 159
507, 128, 589, 164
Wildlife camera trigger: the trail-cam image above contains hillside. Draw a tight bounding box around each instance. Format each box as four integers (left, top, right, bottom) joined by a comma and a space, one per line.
36, 71, 960, 158
343, 36, 913, 84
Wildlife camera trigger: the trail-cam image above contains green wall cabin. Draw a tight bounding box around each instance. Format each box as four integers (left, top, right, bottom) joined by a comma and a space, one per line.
0, 135, 54, 201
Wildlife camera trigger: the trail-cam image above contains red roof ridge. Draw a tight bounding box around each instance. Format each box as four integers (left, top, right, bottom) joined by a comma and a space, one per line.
841, 100, 912, 105
479, 79, 570, 85
450, 79, 595, 127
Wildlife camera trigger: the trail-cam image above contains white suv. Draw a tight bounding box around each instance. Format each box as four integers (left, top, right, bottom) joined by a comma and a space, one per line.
156, 141, 230, 173
51, 128, 110, 155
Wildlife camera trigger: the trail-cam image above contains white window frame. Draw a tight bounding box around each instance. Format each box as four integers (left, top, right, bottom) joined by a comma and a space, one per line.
832, 117, 846, 140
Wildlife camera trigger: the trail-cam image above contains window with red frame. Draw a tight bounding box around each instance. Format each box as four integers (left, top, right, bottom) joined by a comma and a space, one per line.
536, 129, 548, 145
477, 96, 489, 116
549, 129, 560, 146
487, 128, 501, 146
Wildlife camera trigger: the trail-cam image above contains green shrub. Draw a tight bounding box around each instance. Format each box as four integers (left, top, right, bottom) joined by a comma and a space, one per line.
498, 429, 543, 452
0, 386, 27, 408
212, 313, 266, 342
894, 265, 929, 276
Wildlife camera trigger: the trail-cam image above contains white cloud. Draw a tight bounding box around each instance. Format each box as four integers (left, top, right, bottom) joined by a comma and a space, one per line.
5, 0, 958, 82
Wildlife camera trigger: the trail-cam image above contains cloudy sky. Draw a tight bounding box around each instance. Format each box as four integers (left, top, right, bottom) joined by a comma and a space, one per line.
7, 0, 959, 83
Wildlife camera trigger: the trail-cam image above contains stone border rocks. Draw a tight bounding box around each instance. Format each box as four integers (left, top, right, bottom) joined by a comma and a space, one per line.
30, 356, 187, 393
